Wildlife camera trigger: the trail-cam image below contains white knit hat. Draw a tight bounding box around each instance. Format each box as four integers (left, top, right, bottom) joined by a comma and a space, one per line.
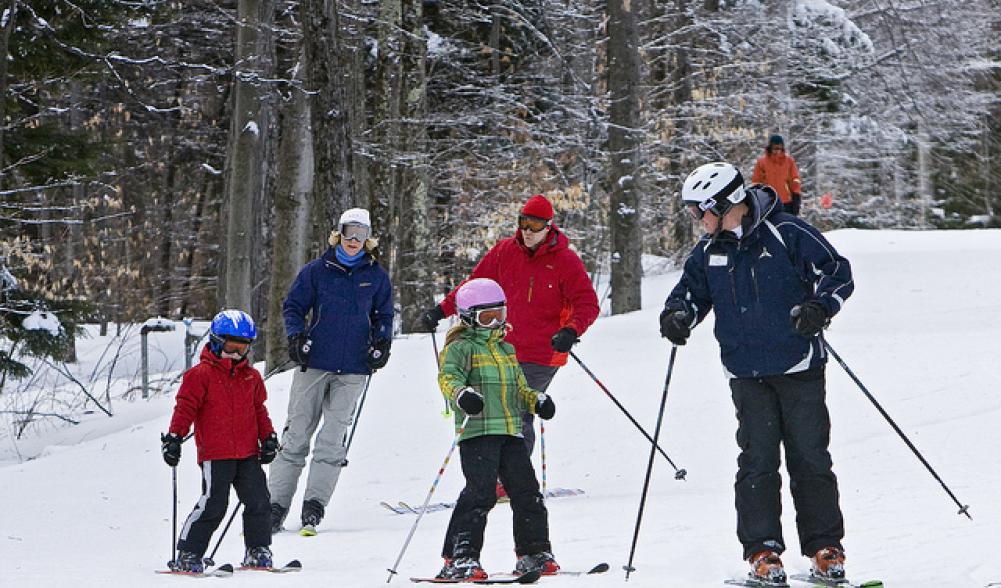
339, 207, 371, 227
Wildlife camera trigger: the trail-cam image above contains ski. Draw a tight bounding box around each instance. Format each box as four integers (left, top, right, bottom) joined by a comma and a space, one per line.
410, 569, 542, 584
387, 488, 585, 515
237, 560, 302, 573
381, 501, 409, 514
489, 562, 610, 579
789, 573, 883, 587
300, 524, 318, 536
724, 577, 789, 587
155, 563, 234, 578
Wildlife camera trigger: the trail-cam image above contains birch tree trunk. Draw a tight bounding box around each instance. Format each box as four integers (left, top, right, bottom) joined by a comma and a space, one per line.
607, 0, 643, 315
224, 0, 273, 311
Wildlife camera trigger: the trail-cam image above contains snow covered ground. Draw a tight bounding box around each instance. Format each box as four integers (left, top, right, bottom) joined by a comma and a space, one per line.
3, 229, 1000, 587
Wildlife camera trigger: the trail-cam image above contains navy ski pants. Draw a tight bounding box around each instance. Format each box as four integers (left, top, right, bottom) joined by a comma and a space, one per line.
730, 366, 845, 559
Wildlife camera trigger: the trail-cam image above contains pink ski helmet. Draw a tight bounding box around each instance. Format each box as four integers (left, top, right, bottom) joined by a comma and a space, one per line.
456, 278, 507, 328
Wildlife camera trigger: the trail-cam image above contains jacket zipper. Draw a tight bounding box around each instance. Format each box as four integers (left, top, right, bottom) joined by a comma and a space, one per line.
751, 265, 760, 302
528, 277, 534, 302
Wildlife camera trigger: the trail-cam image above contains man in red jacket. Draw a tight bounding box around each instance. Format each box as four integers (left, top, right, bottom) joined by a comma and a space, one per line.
160, 310, 279, 573
422, 194, 599, 462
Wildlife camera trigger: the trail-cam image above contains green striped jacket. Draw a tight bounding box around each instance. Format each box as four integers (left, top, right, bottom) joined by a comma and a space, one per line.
438, 325, 540, 442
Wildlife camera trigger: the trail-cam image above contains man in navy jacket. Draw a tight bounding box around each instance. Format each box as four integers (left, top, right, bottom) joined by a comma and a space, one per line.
268, 207, 394, 535
660, 162, 853, 585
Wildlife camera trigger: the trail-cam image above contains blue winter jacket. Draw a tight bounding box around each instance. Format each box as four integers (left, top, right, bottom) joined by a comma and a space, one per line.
665, 186, 853, 378
283, 247, 394, 374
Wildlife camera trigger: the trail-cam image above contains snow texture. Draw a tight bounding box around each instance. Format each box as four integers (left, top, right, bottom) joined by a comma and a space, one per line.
2, 229, 1000, 586
21, 310, 61, 335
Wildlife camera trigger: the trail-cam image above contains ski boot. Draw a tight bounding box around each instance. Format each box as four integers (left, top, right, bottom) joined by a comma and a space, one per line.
242, 546, 273, 569
270, 502, 287, 534
171, 550, 205, 573
748, 550, 787, 585
514, 551, 560, 576
300, 499, 324, 536
810, 546, 846, 581
436, 557, 488, 581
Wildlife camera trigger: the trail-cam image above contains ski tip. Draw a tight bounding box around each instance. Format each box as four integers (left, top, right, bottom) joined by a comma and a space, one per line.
299, 527, 317, 537
217, 563, 235, 573
588, 562, 610, 574
284, 559, 302, 569
516, 569, 543, 584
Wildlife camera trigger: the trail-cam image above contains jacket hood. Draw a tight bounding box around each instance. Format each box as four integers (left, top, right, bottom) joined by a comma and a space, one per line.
741, 184, 782, 234
515, 224, 569, 256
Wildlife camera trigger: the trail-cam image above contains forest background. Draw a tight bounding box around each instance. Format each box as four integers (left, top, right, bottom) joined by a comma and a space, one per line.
1, 0, 998, 383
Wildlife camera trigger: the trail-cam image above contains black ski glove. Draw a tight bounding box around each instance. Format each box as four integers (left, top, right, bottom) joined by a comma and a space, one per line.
259, 432, 279, 465
287, 333, 311, 367
535, 393, 556, 420
422, 305, 446, 332
456, 387, 484, 415
161, 432, 182, 467
791, 300, 830, 337
659, 308, 691, 346
550, 327, 578, 353
367, 338, 391, 371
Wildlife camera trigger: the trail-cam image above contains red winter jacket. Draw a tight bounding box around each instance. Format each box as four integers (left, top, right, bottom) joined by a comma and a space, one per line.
168, 346, 275, 464
440, 226, 600, 367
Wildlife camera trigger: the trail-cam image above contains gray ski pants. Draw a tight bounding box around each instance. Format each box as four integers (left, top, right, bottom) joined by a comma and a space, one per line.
267, 369, 367, 510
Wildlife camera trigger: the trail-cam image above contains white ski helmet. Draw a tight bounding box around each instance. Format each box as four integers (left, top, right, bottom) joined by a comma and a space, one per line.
681, 162, 746, 217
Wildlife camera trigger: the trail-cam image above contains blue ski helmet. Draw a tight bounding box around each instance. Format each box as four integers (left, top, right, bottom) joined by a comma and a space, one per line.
208, 309, 256, 355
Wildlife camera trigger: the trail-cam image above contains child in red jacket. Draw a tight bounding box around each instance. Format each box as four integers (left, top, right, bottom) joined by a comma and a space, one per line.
160, 310, 279, 573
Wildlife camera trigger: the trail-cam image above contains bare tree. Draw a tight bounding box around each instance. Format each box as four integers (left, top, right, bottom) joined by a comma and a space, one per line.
224, 0, 275, 311
266, 53, 314, 371
607, 0, 643, 314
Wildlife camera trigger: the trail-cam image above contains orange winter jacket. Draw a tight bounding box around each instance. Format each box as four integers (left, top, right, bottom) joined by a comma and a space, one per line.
751, 152, 801, 203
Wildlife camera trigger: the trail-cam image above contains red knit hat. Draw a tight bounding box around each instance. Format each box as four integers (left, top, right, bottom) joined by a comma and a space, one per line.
521, 194, 554, 220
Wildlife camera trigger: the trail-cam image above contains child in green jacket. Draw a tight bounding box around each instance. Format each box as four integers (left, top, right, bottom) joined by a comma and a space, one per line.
435, 278, 558, 581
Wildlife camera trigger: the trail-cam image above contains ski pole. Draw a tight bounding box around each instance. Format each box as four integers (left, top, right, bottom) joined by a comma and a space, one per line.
569, 350, 687, 480
339, 374, 373, 467
170, 465, 178, 568
263, 358, 295, 381
386, 415, 470, 583
623, 345, 678, 580
823, 340, 971, 519
204, 502, 242, 567
540, 420, 548, 497
431, 331, 451, 417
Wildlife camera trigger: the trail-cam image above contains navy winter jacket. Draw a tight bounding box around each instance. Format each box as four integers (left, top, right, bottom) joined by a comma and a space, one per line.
283, 247, 394, 374
665, 186, 853, 378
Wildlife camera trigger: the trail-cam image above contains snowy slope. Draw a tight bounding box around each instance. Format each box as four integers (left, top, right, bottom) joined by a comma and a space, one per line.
3, 229, 1000, 587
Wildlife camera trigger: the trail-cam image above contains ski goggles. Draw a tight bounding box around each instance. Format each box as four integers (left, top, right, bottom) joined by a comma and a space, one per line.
221, 337, 253, 355
518, 215, 551, 233
468, 304, 507, 328
686, 198, 728, 220
341, 223, 371, 243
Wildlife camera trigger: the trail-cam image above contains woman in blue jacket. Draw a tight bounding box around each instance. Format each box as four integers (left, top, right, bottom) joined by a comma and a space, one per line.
268, 208, 394, 535
660, 162, 854, 586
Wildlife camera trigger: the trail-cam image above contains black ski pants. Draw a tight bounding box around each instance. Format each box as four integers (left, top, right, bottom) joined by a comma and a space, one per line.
177, 457, 271, 556
442, 435, 551, 560
519, 363, 559, 455
730, 366, 845, 560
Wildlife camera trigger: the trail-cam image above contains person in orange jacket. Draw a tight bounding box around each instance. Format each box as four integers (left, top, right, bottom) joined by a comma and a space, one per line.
752, 134, 802, 216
